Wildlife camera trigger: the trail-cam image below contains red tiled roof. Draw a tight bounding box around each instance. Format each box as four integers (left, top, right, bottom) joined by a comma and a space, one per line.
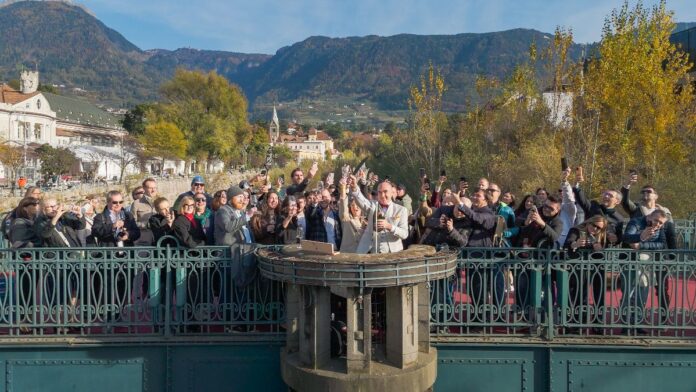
315, 130, 332, 141
0, 84, 40, 104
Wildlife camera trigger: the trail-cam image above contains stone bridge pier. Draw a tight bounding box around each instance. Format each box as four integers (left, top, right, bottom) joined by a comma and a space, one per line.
256, 245, 458, 392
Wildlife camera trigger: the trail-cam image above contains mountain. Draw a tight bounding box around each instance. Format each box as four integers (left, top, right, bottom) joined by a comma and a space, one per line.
240, 31, 585, 111
0, 1, 268, 106
0, 1, 600, 113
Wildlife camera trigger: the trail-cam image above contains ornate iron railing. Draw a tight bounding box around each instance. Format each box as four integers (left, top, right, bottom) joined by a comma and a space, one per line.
0, 243, 696, 341
0, 245, 285, 336
429, 247, 696, 339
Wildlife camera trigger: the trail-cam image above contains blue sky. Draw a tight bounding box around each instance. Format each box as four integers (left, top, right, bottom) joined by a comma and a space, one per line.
78, 0, 696, 54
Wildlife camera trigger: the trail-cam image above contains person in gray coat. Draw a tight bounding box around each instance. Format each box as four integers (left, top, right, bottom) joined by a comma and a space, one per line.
215, 185, 256, 288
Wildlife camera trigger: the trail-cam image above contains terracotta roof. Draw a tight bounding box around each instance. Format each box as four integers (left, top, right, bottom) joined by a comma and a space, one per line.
315, 130, 332, 141
308, 128, 317, 135
0, 84, 41, 104
56, 128, 78, 137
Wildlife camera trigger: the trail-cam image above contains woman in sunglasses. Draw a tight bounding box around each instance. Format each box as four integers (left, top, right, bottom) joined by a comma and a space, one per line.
172, 196, 206, 249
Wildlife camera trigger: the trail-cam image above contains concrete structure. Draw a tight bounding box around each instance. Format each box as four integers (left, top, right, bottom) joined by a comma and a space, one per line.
256, 244, 458, 392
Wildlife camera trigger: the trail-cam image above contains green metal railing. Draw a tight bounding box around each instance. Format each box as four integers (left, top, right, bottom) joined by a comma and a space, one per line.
429, 247, 696, 339
1, 242, 696, 341
0, 245, 285, 336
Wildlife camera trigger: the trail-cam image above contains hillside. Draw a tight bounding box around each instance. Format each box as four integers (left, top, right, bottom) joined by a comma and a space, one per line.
0, 0, 612, 115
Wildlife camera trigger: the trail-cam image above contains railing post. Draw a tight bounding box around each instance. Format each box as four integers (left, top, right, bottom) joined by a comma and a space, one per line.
545, 249, 554, 340
164, 245, 171, 337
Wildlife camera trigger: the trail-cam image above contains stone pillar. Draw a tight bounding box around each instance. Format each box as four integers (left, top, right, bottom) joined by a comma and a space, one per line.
299, 286, 331, 369
417, 283, 431, 354
346, 288, 372, 373
285, 283, 300, 353
386, 284, 418, 368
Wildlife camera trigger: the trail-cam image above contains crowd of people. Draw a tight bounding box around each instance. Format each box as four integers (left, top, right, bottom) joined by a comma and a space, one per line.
0, 162, 685, 332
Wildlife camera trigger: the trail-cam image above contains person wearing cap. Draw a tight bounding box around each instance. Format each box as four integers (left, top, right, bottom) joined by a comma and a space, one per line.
174, 175, 213, 211
394, 183, 413, 216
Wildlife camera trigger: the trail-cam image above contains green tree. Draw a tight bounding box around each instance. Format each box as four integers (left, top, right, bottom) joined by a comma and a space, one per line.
139, 120, 188, 170
156, 69, 250, 171
122, 103, 156, 136
35, 144, 78, 180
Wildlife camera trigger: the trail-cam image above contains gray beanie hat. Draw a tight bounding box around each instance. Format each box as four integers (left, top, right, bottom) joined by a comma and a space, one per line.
227, 185, 245, 199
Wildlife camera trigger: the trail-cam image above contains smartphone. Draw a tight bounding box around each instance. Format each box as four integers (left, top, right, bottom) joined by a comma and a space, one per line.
530, 205, 538, 214
419, 168, 426, 178
561, 157, 568, 171
279, 174, 285, 184
327, 172, 334, 183
440, 169, 447, 177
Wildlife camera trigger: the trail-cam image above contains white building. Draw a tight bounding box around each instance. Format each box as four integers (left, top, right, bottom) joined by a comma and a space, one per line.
268, 106, 340, 162
0, 71, 137, 182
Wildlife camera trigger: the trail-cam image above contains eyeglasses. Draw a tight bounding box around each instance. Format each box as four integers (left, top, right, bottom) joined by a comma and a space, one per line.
183, 204, 195, 208
194, 198, 206, 202
111, 201, 124, 205
589, 222, 605, 230
193, 183, 205, 187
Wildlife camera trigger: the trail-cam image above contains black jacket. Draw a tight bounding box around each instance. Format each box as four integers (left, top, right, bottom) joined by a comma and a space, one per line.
149, 214, 177, 247
456, 204, 496, 247
34, 213, 86, 247
516, 213, 563, 248
422, 205, 471, 247
573, 187, 626, 243
91, 208, 141, 246
172, 215, 206, 248
9, 218, 41, 249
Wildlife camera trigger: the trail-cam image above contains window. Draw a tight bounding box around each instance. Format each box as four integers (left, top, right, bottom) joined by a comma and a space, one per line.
36, 99, 41, 109
34, 124, 42, 140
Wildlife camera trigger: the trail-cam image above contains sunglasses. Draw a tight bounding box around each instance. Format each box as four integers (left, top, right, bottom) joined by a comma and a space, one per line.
589, 222, 605, 230
193, 183, 205, 187
111, 201, 124, 205
194, 198, 206, 202
641, 189, 654, 194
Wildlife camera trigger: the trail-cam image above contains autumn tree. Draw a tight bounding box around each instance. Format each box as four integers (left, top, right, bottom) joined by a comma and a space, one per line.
584, 0, 694, 182
139, 120, 188, 172
156, 69, 250, 172
397, 63, 448, 178
0, 141, 24, 195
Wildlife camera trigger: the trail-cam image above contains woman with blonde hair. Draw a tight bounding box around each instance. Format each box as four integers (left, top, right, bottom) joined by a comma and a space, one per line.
564, 215, 608, 252
337, 178, 366, 253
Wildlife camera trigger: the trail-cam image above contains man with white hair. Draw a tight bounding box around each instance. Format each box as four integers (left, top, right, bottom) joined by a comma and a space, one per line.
349, 176, 409, 254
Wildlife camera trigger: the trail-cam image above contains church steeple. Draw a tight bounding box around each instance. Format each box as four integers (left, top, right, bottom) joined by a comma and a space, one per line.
269, 105, 280, 145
